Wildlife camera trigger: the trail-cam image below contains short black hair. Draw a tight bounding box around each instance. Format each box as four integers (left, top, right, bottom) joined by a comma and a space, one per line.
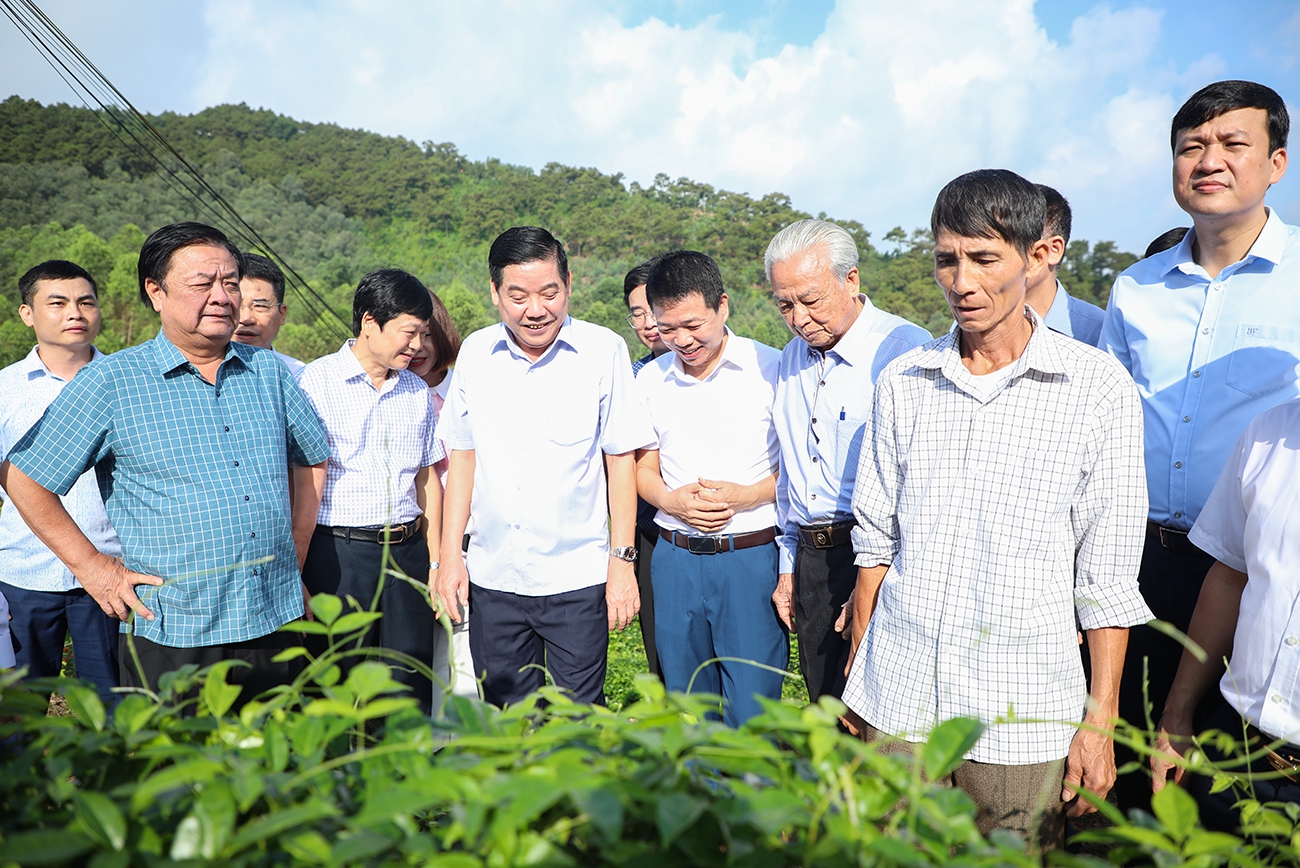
645, 250, 725, 312
930, 169, 1046, 257
1037, 184, 1072, 246
137, 222, 243, 306
488, 226, 569, 289
351, 268, 433, 336
1171, 80, 1289, 154
1144, 227, 1190, 259
623, 256, 662, 307
19, 260, 98, 307
241, 253, 286, 304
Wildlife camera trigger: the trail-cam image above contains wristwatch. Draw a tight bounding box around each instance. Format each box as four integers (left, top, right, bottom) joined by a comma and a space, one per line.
610, 546, 638, 563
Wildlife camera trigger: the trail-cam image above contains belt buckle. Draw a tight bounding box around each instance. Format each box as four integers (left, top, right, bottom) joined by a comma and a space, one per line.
814, 529, 832, 549
386, 523, 407, 542
1266, 749, 1300, 781
687, 535, 719, 555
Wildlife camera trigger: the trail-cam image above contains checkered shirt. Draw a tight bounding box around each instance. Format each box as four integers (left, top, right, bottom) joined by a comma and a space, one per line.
6, 332, 330, 648
843, 307, 1153, 765
297, 341, 444, 527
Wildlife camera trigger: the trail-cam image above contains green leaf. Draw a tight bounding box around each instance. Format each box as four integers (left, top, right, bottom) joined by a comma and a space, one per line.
1183, 830, 1244, 856
344, 660, 403, 703
280, 830, 332, 864
332, 611, 384, 636
331, 829, 399, 863
281, 618, 332, 634
130, 758, 223, 811
1104, 825, 1180, 852
88, 850, 131, 868
922, 717, 984, 780
304, 698, 361, 719
112, 693, 156, 736
1208, 772, 1237, 794
73, 791, 127, 851
201, 660, 245, 718
1151, 783, 1198, 842
169, 815, 203, 860
570, 786, 624, 843
357, 697, 419, 719
309, 593, 343, 625
264, 719, 290, 772
63, 684, 106, 732
226, 799, 340, 855
0, 830, 96, 864
656, 792, 706, 848
271, 646, 312, 663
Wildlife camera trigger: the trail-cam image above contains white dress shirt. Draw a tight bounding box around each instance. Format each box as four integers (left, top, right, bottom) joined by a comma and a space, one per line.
774, 296, 929, 571
0, 346, 121, 591
1188, 398, 1300, 744
1101, 209, 1300, 529
844, 308, 1153, 765
1042, 280, 1104, 347
436, 318, 655, 596
298, 341, 443, 527
637, 331, 781, 536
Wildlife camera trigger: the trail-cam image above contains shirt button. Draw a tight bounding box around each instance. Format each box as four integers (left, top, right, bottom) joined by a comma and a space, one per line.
1173, 511, 1182, 519
224, 426, 230, 432
234, 460, 240, 467
819, 380, 825, 386
250, 532, 256, 538
1201, 328, 1209, 335
1273, 694, 1285, 704
1174, 461, 1183, 468
810, 494, 817, 500
244, 495, 250, 501
812, 456, 819, 463
1183, 416, 1191, 422
1192, 371, 1202, 378
1288, 637, 1299, 647
811, 418, 817, 424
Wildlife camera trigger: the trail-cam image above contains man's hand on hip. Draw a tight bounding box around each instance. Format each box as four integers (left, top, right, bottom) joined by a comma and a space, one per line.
79, 553, 164, 622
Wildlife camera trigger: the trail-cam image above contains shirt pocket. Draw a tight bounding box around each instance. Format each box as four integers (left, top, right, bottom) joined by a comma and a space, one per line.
834, 409, 870, 479
1225, 324, 1300, 398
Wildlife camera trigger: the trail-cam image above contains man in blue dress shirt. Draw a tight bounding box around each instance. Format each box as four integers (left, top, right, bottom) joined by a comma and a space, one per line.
1, 222, 330, 703
1101, 79, 1299, 811
1026, 186, 1105, 347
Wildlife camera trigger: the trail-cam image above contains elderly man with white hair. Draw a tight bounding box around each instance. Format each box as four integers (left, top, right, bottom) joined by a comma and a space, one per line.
766, 219, 930, 701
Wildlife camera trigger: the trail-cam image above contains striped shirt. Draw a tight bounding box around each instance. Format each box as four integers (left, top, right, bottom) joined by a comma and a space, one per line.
6, 332, 330, 648
297, 341, 444, 527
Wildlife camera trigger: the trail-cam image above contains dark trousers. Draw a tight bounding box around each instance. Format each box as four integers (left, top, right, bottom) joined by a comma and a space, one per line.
792, 539, 857, 700
302, 530, 437, 714
119, 630, 301, 711
653, 540, 787, 727
1114, 534, 1220, 813
469, 582, 608, 707
635, 524, 662, 678
1189, 703, 1300, 832
2, 581, 119, 706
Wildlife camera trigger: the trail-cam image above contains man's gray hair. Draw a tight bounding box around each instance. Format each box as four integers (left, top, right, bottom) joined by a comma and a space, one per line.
764, 219, 859, 283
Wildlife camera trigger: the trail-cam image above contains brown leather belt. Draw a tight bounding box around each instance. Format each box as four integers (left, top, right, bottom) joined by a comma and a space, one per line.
1247, 723, 1300, 780
797, 519, 856, 549
315, 516, 424, 545
659, 526, 777, 555
1146, 521, 1204, 557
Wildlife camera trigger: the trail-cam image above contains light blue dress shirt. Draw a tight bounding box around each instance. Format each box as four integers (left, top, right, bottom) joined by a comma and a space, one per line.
1102, 209, 1300, 529
773, 295, 930, 572
7, 332, 330, 647
0, 346, 121, 592
1042, 281, 1105, 347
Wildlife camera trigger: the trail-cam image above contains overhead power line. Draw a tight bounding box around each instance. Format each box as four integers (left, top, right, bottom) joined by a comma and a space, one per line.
0, 0, 353, 342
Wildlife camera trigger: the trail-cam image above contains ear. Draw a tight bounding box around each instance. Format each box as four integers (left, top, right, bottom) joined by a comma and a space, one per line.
1270, 147, 1288, 185
843, 266, 861, 294
564, 271, 573, 292
18, 304, 34, 328
144, 277, 166, 313
1024, 238, 1051, 283
1045, 235, 1067, 269
360, 311, 378, 333
277, 302, 288, 325
718, 292, 730, 321
489, 280, 501, 305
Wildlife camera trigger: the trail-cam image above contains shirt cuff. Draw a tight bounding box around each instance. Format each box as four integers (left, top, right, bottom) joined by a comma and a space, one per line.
1075, 582, 1155, 631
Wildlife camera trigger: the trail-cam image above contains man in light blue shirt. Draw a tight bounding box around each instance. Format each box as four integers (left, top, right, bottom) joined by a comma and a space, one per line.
1028, 186, 1105, 347
1100, 79, 1298, 812
0, 260, 121, 704
767, 220, 929, 700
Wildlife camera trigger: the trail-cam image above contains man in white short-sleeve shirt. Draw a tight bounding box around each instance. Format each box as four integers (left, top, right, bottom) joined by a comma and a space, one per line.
434, 227, 655, 707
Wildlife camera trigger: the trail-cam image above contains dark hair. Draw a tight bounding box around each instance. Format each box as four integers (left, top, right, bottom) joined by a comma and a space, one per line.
645, 250, 725, 312
1144, 227, 1190, 259
240, 253, 286, 304
1171, 80, 1289, 154
19, 260, 98, 307
426, 289, 462, 374
351, 269, 434, 336
488, 226, 569, 288
137, 222, 243, 306
1037, 184, 1072, 246
930, 169, 1046, 257
622, 256, 662, 307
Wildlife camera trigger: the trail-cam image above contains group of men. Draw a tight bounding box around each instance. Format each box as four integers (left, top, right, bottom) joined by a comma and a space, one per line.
1, 78, 1299, 850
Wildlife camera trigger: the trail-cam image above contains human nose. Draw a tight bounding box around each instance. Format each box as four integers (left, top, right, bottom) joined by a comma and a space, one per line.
524, 295, 547, 319
789, 302, 812, 329
237, 303, 256, 324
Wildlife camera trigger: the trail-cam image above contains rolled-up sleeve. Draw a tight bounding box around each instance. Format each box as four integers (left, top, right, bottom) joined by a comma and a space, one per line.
598, 338, 656, 456
7, 363, 113, 496
1071, 370, 1153, 630
852, 373, 901, 568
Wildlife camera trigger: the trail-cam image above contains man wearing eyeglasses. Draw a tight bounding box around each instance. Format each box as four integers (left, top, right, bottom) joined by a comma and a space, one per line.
623, 256, 669, 375
234, 253, 306, 377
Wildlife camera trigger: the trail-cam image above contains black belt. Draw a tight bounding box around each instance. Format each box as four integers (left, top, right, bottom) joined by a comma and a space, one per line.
1247, 723, 1300, 779
1145, 521, 1204, 556
659, 526, 777, 555
797, 520, 856, 549
315, 517, 424, 545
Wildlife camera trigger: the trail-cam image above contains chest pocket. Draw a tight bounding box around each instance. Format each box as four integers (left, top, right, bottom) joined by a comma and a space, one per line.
834, 409, 870, 479
1226, 324, 1300, 398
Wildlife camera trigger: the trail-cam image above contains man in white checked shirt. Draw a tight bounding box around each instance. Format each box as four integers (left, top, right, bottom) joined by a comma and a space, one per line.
842, 170, 1152, 850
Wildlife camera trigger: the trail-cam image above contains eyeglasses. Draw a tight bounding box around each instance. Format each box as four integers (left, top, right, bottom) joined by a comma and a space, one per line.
625, 310, 656, 328
240, 300, 281, 314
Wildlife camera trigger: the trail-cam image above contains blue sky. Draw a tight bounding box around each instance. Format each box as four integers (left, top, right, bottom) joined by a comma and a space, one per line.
2, 0, 1297, 255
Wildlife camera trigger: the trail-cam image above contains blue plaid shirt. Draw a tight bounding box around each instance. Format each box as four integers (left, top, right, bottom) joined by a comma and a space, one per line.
7, 333, 330, 648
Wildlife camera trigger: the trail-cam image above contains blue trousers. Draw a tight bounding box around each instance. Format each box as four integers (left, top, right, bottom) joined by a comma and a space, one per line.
652, 539, 787, 726
1, 581, 120, 705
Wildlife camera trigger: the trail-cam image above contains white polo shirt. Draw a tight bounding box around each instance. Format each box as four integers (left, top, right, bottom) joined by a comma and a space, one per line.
1189, 398, 1300, 744
636, 331, 781, 536
436, 318, 655, 597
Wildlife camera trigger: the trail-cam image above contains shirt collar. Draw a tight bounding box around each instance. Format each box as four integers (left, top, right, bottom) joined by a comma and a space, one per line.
915, 305, 1068, 391
151, 330, 246, 376
818, 294, 877, 367
666, 327, 744, 384
334, 339, 406, 393
1041, 281, 1074, 338
490, 316, 579, 364
20, 344, 105, 381
1168, 207, 1287, 278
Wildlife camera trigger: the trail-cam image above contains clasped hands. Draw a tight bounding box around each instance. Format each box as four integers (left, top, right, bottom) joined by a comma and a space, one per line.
661, 477, 746, 533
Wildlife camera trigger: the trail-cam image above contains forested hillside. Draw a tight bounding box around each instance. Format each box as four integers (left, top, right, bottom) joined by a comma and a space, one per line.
0, 96, 1138, 367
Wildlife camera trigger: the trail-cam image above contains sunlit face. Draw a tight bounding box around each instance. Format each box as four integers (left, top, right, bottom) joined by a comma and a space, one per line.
625, 284, 667, 355
652, 291, 730, 378
356, 312, 429, 372
408, 329, 439, 384
933, 229, 1047, 339
490, 259, 571, 360
233, 276, 286, 349
770, 246, 861, 350
1173, 107, 1287, 224
145, 244, 241, 348
19, 277, 101, 351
